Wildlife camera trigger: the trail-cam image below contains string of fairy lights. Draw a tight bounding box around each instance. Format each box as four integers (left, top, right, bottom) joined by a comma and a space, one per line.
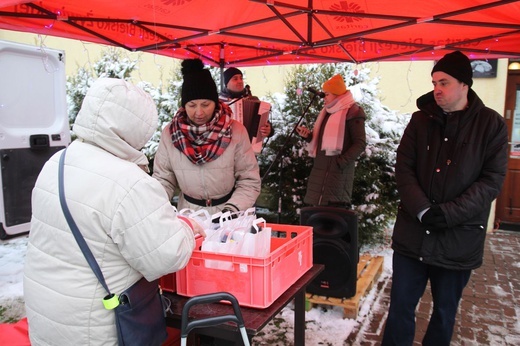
30, 31, 422, 112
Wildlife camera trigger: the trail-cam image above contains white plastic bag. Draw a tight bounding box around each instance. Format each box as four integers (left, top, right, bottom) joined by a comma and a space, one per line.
178, 208, 213, 230
201, 222, 246, 270
198, 208, 273, 269
239, 217, 271, 258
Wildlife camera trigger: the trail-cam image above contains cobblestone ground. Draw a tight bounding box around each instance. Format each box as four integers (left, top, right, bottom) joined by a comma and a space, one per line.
347, 230, 520, 346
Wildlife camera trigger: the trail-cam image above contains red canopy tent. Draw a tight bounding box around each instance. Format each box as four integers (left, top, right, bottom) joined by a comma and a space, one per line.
1, 0, 520, 67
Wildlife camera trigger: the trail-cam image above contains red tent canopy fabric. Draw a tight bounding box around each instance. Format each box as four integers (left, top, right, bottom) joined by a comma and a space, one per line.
1, 0, 520, 67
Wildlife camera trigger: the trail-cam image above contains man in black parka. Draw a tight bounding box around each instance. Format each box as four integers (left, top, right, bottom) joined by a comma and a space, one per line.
382, 51, 509, 346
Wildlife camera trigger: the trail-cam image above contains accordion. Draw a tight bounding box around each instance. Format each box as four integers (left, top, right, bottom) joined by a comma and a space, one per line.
228, 98, 271, 153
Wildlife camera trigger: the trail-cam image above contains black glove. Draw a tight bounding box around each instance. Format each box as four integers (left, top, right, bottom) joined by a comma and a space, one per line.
211, 209, 228, 224
421, 205, 448, 229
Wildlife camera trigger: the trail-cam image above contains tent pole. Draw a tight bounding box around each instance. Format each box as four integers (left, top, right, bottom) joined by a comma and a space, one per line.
219, 43, 225, 91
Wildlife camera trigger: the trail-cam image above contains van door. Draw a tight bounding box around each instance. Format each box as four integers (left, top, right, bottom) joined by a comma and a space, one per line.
0, 40, 71, 239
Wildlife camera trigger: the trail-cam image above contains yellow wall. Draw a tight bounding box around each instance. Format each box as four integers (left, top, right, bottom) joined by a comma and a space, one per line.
368, 59, 508, 115
0, 30, 181, 87
1, 29, 508, 118
247, 59, 508, 119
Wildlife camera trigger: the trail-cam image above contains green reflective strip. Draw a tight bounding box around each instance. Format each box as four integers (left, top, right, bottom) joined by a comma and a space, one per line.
103, 294, 119, 310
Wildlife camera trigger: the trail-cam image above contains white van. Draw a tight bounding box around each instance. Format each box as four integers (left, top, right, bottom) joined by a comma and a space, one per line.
0, 40, 71, 239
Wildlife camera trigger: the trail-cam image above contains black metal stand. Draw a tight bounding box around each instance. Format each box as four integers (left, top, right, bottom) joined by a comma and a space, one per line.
260, 94, 319, 222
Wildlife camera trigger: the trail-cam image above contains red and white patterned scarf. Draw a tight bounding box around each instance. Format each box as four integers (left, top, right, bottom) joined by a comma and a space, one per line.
170, 101, 233, 165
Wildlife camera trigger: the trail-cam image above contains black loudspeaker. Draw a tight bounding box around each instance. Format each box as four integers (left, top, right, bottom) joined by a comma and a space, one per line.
300, 206, 358, 298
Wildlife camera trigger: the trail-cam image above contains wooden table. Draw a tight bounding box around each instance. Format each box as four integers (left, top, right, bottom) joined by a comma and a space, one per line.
164, 264, 324, 345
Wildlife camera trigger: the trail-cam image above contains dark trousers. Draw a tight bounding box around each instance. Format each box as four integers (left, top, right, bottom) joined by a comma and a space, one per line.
381, 252, 471, 346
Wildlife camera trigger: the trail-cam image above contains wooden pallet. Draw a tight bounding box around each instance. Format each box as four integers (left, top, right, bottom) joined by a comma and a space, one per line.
305, 255, 384, 319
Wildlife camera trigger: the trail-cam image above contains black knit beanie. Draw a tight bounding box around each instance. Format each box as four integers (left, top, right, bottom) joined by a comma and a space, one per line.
223, 67, 242, 87
181, 58, 219, 107
431, 51, 473, 87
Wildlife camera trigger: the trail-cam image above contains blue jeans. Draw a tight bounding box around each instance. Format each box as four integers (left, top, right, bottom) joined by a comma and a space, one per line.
381, 252, 471, 346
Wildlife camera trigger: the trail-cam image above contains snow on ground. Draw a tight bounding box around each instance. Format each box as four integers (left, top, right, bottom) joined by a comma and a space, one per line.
0, 235, 28, 322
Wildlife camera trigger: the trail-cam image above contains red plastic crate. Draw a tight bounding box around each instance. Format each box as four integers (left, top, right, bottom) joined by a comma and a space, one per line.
174, 223, 313, 309
159, 271, 176, 293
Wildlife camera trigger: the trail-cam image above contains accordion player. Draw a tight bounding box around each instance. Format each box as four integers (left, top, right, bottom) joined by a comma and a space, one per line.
228, 97, 271, 153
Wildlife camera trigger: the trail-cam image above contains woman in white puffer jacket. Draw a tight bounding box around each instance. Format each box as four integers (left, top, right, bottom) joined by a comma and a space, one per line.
24, 78, 201, 346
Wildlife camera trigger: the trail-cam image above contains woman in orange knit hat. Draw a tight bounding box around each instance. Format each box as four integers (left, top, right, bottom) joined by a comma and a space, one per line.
296, 74, 366, 207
